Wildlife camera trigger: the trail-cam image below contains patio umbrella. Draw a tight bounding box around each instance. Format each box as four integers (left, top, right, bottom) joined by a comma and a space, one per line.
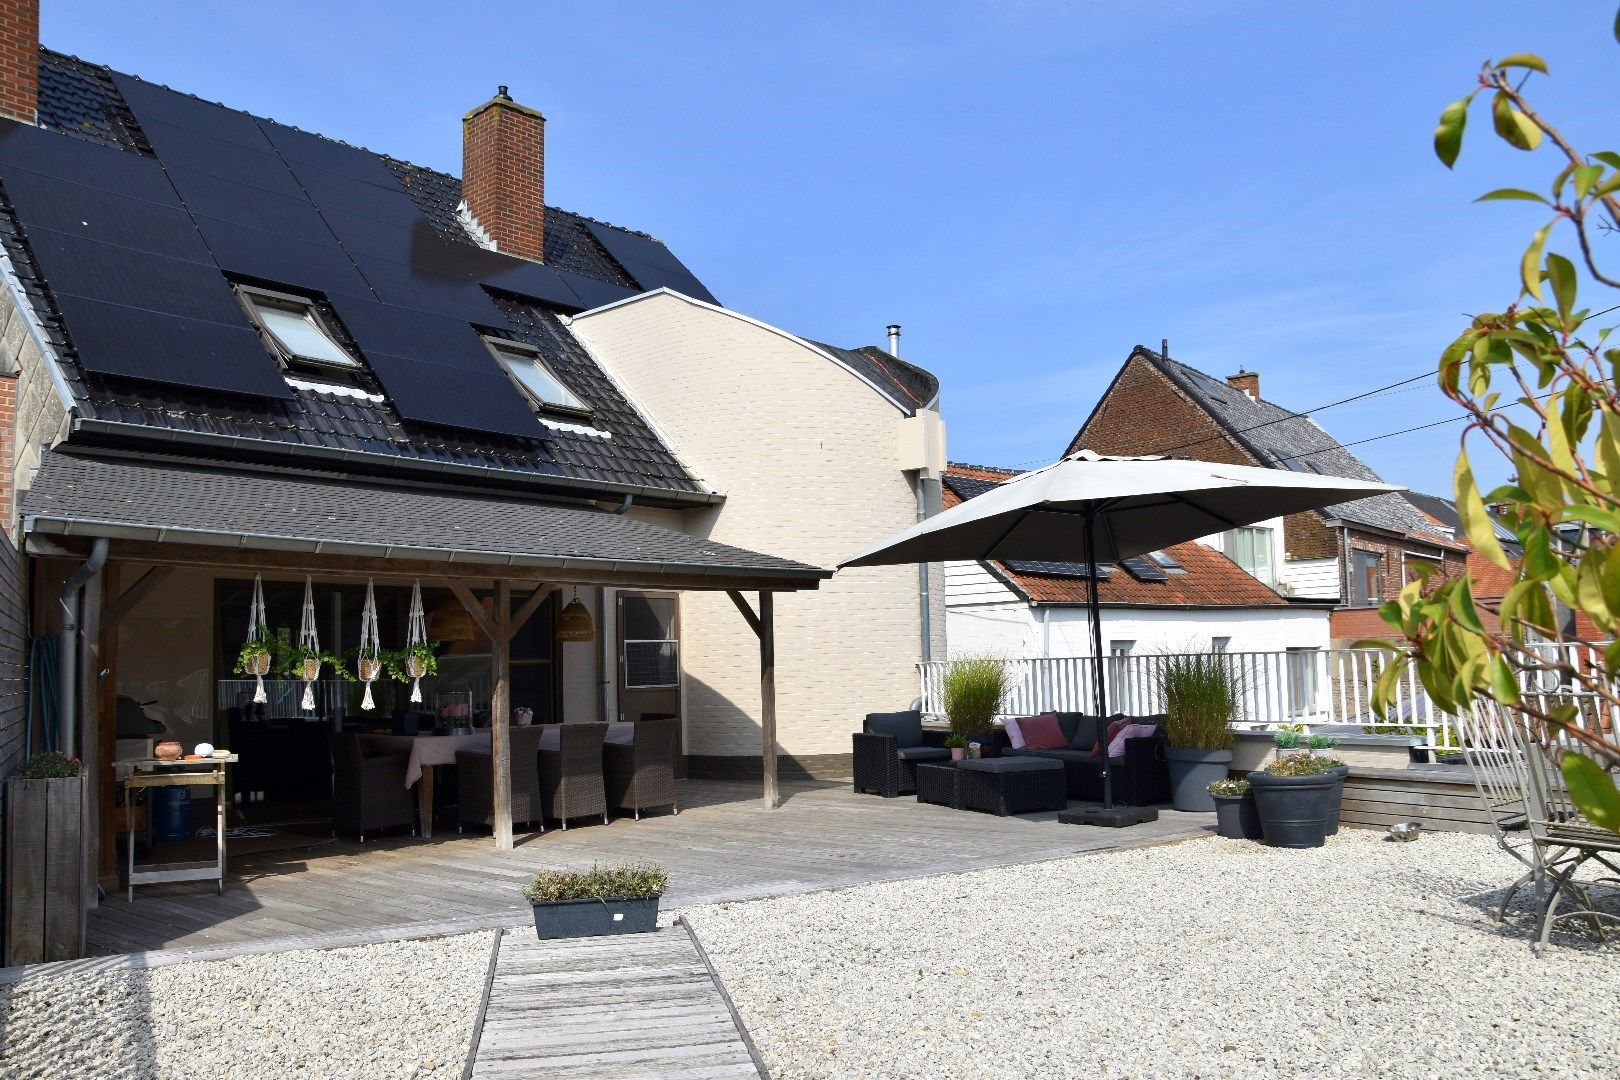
840, 450, 1400, 825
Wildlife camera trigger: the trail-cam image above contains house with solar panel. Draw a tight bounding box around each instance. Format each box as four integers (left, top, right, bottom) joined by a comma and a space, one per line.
940, 464, 1331, 661
1067, 346, 1464, 646
0, 4, 947, 959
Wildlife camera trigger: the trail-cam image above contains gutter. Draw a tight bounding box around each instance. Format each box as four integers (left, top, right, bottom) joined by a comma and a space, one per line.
23, 515, 831, 585
58, 537, 108, 756
70, 418, 726, 509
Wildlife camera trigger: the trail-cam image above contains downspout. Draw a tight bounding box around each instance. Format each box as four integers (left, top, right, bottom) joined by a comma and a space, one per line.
58, 537, 108, 757
914, 477, 934, 664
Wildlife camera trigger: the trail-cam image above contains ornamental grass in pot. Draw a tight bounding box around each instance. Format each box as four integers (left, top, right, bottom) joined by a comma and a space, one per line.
1159, 651, 1239, 812
1208, 777, 1263, 840
1248, 752, 1347, 849
942, 655, 1007, 749
524, 863, 668, 940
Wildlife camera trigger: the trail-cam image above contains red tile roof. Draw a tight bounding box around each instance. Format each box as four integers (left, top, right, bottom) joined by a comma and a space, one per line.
942, 465, 1292, 608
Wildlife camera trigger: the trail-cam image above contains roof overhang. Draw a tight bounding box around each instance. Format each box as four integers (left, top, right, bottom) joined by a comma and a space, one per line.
22, 451, 828, 592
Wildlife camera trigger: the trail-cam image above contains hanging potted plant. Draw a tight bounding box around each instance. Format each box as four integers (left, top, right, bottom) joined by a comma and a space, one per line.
237, 575, 273, 703
356, 580, 383, 710
236, 636, 273, 678
1159, 651, 1239, 812
524, 863, 667, 940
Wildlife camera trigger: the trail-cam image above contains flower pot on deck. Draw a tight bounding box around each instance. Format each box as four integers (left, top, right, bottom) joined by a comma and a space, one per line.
1248, 771, 1339, 849
1212, 791, 1263, 840
1165, 748, 1233, 812
531, 895, 661, 940
1324, 765, 1349, 837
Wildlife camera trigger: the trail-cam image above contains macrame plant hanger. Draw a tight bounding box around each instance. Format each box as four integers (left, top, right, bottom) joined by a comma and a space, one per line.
406, 580, 428, 704
296, 576, 321, 712
247, 573, 270, 704
358, 580, 382, 711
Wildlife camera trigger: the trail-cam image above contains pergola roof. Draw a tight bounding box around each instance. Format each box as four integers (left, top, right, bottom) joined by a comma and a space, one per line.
22, 451, 828, 590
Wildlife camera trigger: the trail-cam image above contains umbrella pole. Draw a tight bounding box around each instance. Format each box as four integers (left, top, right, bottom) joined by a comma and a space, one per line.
1084, 510, 1113, 810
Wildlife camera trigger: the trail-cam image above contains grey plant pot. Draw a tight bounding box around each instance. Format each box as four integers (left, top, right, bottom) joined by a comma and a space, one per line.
1165, 747, 1233, 813
1211, 791, 1264, 840
1325, 764, 1349, 836
1248, 770, 1340, 849
530, 895, 661, 940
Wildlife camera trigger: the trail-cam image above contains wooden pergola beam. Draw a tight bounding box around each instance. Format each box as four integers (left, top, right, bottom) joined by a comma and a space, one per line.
103, 566, 174, 628
728, 589, 779, 809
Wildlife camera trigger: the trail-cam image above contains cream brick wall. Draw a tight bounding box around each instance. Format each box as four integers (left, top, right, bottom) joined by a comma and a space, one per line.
573, 293, 936, 760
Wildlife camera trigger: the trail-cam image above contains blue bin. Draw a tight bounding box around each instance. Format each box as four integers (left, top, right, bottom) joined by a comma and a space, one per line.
151, 786, 191, 843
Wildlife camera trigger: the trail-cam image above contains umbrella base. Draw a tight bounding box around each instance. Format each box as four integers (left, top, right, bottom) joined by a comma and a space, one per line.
1060, 805, 1160, 829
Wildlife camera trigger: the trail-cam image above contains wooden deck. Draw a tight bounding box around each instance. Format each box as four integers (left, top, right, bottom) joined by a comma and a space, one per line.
74, 780, 1212, 962
469, 924, 763, 1078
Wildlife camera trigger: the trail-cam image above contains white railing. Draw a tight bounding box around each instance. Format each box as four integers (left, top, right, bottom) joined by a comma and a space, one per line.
919, 642, 1618, 748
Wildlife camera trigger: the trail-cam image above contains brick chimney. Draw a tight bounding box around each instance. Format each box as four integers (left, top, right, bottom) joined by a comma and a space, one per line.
1227, 368, 1260, 400
461, 86, 546, 262
0, 0, 38, 124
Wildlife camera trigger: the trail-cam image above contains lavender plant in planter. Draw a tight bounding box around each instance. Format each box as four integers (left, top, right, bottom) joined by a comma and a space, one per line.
524, 864, 667, 940
1208, 777, 1263, 840
1249, 752, 1347, 848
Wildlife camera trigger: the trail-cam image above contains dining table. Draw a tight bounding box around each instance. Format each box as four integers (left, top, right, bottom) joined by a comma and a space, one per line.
356, 732, 490, 838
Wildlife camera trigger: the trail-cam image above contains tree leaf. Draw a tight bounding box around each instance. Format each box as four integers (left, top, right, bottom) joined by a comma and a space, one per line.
1520, 224, 1550, 299
1496, 52, 1549, 74
1562, 754, 1620, 834
1434, 95, 1471, 168
1487, 657, 1520, 704
1594, 151, 1620, 170
1454, 455, 1511, 569
1447, 575, 1486, 634
1475, 188, 1549, 204
1372, 655, 1408, 718
1572, 163, 1604, 199
1491, 91, 1542, 151
1546, 252, 1576, 322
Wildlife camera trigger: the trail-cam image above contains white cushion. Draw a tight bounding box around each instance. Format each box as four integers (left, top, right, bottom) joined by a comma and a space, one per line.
1002, 716, 1027, 750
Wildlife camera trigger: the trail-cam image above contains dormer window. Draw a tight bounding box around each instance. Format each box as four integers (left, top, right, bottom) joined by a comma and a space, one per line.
239, 286, 363, 386
484, 337, 588, 415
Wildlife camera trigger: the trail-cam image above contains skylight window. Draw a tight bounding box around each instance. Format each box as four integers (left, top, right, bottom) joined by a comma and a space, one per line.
484, 338, 588, 414
239, 287, 361, 384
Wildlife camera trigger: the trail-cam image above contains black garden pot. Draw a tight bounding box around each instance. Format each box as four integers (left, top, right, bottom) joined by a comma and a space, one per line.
1166, 748, 1233, 813
1248, 770, 1340, 849
1212, 790, 1264, 840
531, 895, 660, 940
1324, 765, 1349, 837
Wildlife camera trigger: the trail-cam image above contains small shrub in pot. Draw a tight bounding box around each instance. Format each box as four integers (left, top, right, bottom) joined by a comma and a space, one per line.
942, 656, 1007, 740
1159, 652, 1239, 812
944, 733, 969, 762
524, 863, 668, 939
1208, 776, 1263, 840
1249, 752, 1347, 849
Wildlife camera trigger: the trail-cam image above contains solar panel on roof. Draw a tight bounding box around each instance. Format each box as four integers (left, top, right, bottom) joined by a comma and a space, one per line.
111, 73, 274, 151
942, 473, 1001, 501
292, 165, 423, 226
326, 295, 495, 367
137, 117, 306, 197
193, 215, 376, 299
164, 167, 335, 244
257, 120, 401, 188
365, 351, 542, 440
0, 170, 209, 262
349, 254, 505, 324
1120, 556, 1168, 582
28, 228, 253, 324
555, 269, 636, 311
0, 118, 178, 203
52, 293, 291, 398
473, 256, 583, 310
1004, 560, 1110, 578
581, 219, 718, 304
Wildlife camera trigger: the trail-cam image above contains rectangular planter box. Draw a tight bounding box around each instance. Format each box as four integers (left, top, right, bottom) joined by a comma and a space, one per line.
530, 895, 660, 940
1232, 730, 1423, 776
4, 775, 87, 966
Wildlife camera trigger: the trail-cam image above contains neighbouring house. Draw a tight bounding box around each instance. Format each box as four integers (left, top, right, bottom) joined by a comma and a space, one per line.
0, 0, 942, 957
941, 463, 1332, 663
1067, 345, 1465, 646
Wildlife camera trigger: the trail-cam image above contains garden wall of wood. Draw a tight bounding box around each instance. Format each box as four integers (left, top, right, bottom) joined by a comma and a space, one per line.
0, 529, 31, 962
1341, 765, 1492, 835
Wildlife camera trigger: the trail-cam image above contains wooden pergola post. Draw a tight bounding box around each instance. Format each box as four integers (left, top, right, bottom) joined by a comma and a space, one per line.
728, 590, 779, 809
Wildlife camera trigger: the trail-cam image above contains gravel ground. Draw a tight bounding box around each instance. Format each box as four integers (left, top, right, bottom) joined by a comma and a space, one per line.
685, 831, 1620, 1079
0, 930, 493, 1079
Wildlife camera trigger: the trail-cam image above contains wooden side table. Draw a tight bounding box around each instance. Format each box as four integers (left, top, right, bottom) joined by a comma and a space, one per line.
117, 756, 236, 902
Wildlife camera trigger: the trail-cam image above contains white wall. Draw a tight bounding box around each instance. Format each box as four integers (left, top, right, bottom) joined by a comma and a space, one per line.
1278, 557, 1339, 601
572, 292, 936, 762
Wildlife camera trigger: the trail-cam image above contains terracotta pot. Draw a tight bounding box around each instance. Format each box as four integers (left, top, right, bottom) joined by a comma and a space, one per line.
246, 651, 271, 677
154, 740, 183, 762
358, 658, 382, 682
300, 657, 321, 682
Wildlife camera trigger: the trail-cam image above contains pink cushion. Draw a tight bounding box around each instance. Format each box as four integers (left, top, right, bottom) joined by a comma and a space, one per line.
1106, 723, 1159, 758
1020, 712, 1068, 751
1091, 718, 1129, 758
1002, 716, 1027, 750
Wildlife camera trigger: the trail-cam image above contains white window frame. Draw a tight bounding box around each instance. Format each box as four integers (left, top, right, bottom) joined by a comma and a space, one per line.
237, 285, 360, 379
482, 336, 590, 417
1222, 526, 1275, 585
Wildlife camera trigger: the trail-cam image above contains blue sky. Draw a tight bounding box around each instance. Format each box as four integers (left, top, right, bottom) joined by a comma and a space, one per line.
46, 2, 1620, 495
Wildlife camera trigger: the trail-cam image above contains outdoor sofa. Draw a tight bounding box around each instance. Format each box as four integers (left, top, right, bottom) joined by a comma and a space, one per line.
1000, 712, 1171, 806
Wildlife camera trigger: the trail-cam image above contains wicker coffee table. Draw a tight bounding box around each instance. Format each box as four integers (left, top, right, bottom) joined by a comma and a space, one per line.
915, 762, 963, 809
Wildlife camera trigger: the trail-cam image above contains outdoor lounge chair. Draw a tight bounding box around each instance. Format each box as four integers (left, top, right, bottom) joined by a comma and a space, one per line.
853, 710, 951, 797
456, 724, 545, 834
1002, 713, 1171, 806
327, 733, 414, 842
539, 722, 609, 828
604, 717, 679, 819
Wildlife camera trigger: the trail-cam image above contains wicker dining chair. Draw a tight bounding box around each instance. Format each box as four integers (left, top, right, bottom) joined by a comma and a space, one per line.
539, 722, 609, 829
604, 717, 679, 819
456, 725, 545, 835
327, 733, 414, 842
1459, 701, 1620, 948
